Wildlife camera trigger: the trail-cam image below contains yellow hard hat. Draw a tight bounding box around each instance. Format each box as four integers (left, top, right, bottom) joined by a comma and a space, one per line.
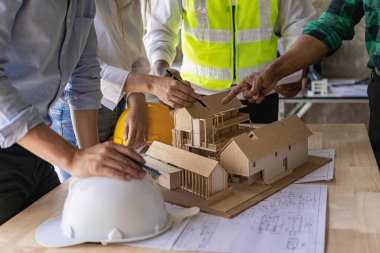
113, 102, 174, 146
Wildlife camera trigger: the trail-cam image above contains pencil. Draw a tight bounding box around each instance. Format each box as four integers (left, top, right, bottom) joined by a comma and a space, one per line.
130, 158, 161, 177
166, 70, 207, 108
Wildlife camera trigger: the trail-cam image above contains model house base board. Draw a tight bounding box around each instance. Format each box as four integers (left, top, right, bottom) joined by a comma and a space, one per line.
161, 155, 331, 218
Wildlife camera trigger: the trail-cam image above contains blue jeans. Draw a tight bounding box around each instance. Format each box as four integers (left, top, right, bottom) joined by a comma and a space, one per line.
50, 98, 126, 180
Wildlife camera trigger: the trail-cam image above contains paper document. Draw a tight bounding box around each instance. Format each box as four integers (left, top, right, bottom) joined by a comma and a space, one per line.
127, 184, 328, 253
329, 84, 367, 97
191, 70, 303, 98
328, 78, 366, 86
296, 149, 335, 183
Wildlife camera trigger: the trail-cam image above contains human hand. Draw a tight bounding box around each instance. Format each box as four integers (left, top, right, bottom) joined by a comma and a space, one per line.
221, 72, 275, 104
275, 79, 302, 97
152, 77, 201, 108
67, 142, 146, 181
152, 60, 200, 108
221, 71, 277, 105
124, 95, 149, 149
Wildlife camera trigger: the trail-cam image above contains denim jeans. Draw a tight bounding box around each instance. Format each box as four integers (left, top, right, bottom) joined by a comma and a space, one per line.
50, 98, 126, 180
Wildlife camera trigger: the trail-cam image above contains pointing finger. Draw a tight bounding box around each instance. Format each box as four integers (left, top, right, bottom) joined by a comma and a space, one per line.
221, 82, 249, 105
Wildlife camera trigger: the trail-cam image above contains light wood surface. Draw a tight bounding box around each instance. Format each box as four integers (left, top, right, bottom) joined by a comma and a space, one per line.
0, 124, 379, 253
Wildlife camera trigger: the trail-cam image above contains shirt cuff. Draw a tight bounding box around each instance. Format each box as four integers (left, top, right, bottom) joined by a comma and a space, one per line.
303, 21, 342, 56
150, 49, 174, 67
0, 106, 43, 148
65, 89, 103, 110
100, 65, 129, 110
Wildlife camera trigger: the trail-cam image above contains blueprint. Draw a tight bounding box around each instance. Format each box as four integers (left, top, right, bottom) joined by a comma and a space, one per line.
296, 149, 335, 183
128, 184, 328, 253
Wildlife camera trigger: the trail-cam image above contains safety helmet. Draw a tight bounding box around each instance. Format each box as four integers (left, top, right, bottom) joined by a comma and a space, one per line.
113, 102, 174, 145
35, 176, 199, 247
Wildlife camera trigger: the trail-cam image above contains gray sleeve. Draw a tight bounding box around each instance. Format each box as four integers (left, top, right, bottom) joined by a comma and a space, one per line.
0, 1, 44, 148
67, 20, 102, 110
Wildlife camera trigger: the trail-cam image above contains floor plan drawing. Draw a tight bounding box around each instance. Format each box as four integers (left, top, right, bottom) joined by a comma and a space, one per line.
128, 184, 327, 253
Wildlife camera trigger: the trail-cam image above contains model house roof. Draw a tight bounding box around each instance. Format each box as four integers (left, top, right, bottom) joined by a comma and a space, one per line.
176, 91, 245, 119
144, 156, 181, 174
146, 141, 221, 177
221, 115, 312, 162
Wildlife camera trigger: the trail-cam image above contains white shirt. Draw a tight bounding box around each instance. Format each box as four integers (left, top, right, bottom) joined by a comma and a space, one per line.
144, 0, 316, 68
95, 0, 150, 110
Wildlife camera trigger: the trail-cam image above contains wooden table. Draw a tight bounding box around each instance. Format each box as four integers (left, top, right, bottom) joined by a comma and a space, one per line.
1, 124, 379, 253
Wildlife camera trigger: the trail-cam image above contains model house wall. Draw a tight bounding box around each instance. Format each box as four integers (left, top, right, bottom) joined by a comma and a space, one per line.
220, 115, 312, 185
144, 156, 182, 190
211, 165, 226, 194
146, 141, 229, 199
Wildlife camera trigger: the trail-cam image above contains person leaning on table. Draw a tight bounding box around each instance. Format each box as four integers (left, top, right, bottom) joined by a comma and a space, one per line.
0, 0, 146, 225
144, 0, 316, 123
50, 0, 200, 181
222, 0, 380, 167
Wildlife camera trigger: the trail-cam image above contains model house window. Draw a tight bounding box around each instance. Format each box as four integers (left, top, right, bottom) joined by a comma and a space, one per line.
275, 151, 278, 157
259, 170, 263, 179
248, 131, 257, 140
283, 157, 288, 170
252, 162, 256, 167
288, 145, 291, 150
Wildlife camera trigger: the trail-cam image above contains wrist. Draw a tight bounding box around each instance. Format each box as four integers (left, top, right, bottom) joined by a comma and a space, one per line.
264, 61, 287, 83
125, 72, 154, 94
127, 93, 146, 107
61, 147, 77, 173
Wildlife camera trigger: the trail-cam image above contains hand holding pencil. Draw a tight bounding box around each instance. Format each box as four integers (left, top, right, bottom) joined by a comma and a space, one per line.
149, 60, 202, 109
166, 70, 207, 108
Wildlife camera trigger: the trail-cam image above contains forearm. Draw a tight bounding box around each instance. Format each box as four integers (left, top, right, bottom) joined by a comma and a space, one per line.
123, 72, 161, 94
127, 92, 146, 107
17, 123, 76, 170
70, 109, 99, 148
266, 35, 329, 82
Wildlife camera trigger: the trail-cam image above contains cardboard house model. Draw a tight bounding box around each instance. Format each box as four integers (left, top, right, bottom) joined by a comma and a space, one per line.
219, 115, 312, 185
145, 141, 229, 199
172, 91, 251, 157
145, 115, 330, 218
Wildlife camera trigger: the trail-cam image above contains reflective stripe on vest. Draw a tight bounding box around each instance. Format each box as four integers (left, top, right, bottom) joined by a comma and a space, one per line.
181, 0, 278, 90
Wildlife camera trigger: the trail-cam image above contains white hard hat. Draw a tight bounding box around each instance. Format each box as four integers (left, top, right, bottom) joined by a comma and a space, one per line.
35, 176, 199, 247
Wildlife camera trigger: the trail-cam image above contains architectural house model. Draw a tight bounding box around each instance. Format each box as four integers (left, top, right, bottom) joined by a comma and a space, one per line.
144, 92, 331, 218
172, 91, 251, 158
145, 141, 230, 200
219, 115, 312, 185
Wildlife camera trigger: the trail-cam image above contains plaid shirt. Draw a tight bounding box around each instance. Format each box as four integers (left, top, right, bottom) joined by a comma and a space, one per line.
303, 0, 380, 75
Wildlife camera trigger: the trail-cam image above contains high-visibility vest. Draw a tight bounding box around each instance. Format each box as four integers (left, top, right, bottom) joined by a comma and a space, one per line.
181, 0, 278, 90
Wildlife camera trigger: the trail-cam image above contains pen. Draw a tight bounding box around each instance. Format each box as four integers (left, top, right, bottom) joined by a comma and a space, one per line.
130, 157, 161, 177
166, 69, 207, 108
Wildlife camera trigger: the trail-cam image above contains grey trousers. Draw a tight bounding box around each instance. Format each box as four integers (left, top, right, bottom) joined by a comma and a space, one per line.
0, 144, 60, 225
